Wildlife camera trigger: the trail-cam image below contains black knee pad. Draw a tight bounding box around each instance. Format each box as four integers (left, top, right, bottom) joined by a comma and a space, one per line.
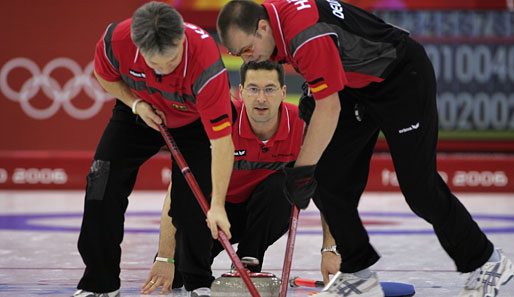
85, 160, 110, 201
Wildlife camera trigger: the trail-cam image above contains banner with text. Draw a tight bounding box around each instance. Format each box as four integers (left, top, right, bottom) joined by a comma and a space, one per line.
1, 152, 512, 192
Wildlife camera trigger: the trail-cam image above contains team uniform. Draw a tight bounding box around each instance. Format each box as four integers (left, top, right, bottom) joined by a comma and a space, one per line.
262, 0, 493, 274
173, 100, 305, 287
77, 19, 232, 293
226, 100, 303, 204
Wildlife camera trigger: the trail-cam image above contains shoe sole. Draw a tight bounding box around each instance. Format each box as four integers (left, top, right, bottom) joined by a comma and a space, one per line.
500, 258, 514, 286
501, 274, 513, 285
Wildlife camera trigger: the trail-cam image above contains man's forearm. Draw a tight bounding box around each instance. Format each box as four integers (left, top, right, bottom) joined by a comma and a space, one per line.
158, 185, 176, 259
210, 134, 234, 207
94, 70, 140, 108
295, 92, 341, 167
321, 213, 337, 248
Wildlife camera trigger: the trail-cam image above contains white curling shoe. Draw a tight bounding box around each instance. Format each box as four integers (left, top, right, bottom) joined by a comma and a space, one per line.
314, 271, 384, 297
457, 250, 514, 297
188, 287, 211, 297
71, 289, 120, 297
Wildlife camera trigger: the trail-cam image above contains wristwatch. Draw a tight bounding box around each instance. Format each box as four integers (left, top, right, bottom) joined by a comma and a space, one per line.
321, 245, 341, 257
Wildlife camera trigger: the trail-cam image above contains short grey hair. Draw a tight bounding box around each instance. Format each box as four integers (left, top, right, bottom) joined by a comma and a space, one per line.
131, 1, 185, 58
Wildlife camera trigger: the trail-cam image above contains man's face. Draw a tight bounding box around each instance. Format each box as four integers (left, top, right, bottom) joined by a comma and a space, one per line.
239, 69, 286, 124
226, 21, 276, 63
141, 36, 185, 75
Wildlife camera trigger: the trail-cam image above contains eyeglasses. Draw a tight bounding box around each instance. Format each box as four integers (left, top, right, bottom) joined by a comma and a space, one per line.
228, 34, 256, 58
244, 86, 280, 97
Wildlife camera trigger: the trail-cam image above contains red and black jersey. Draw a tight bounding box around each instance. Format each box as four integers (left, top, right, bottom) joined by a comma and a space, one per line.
263, 0, 409, 99
94, 19, 232, 139
226, 100, 304, 203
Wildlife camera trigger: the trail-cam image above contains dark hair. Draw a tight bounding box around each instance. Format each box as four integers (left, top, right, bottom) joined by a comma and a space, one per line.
131, 1, 185, 57
217, 0, 268, 48
240, 61, 285, 87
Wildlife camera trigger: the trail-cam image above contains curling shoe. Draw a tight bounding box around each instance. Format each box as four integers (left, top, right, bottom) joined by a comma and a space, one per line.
314, 271, 384, 297
71, 289, 120, 297
457, 249, 514, 297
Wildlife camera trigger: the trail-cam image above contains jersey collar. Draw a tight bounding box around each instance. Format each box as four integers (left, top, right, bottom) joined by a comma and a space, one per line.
262, 2, 290, 63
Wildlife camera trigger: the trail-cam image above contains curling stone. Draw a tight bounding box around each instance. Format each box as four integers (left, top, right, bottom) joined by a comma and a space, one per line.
211, 270, 281, 297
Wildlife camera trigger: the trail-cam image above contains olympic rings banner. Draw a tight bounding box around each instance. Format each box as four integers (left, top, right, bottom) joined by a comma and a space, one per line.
1, 58, 112, 121
0, 0, 143, 151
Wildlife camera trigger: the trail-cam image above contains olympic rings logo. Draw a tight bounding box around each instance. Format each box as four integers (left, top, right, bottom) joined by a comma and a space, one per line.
0, 58, 114, 120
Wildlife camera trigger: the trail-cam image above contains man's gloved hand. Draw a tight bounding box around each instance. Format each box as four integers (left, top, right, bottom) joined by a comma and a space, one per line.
283, 165, 317, 209
298, 81, 315, 125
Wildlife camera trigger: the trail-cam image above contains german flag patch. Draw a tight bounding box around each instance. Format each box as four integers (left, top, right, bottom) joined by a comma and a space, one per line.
210, 114, 231, 132
308, 77, 328, 93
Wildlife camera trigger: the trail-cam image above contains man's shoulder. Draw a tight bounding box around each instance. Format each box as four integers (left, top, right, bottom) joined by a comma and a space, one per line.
109, 18, 133, 44
282, 102, 305, 130
184, 23, 224, 75
102, 18, 137, 60
263, 0, 319, 35
232, 99, 243, 122
283, 101, 299, 116
184, 23, 220, 57
96, 18, 137, 69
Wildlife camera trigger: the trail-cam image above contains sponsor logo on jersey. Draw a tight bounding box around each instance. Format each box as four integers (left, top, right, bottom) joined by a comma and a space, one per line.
129, 69, 146, 78
234, 149, 247, 156
326, 0, 345, 20
172, 103, 188, 111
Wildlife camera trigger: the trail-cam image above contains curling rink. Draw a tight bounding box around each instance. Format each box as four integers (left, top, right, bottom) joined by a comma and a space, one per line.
0, 190, 513, 296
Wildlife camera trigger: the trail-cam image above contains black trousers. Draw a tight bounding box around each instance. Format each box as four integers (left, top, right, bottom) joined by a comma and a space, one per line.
172, 172, 292, 291
77, 100, 211, 292
315, 37, 493, 274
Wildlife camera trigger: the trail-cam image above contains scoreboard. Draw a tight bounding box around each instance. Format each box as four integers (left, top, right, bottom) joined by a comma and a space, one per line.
377, 11, 514, 138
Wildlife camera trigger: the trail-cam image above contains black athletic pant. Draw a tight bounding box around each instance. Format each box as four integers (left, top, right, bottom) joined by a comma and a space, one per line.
315, 37, 493, 274
77, 100, 211, 292
211, 172, 292, 272
172, 172, 292, 290
168, 117, 213, 291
